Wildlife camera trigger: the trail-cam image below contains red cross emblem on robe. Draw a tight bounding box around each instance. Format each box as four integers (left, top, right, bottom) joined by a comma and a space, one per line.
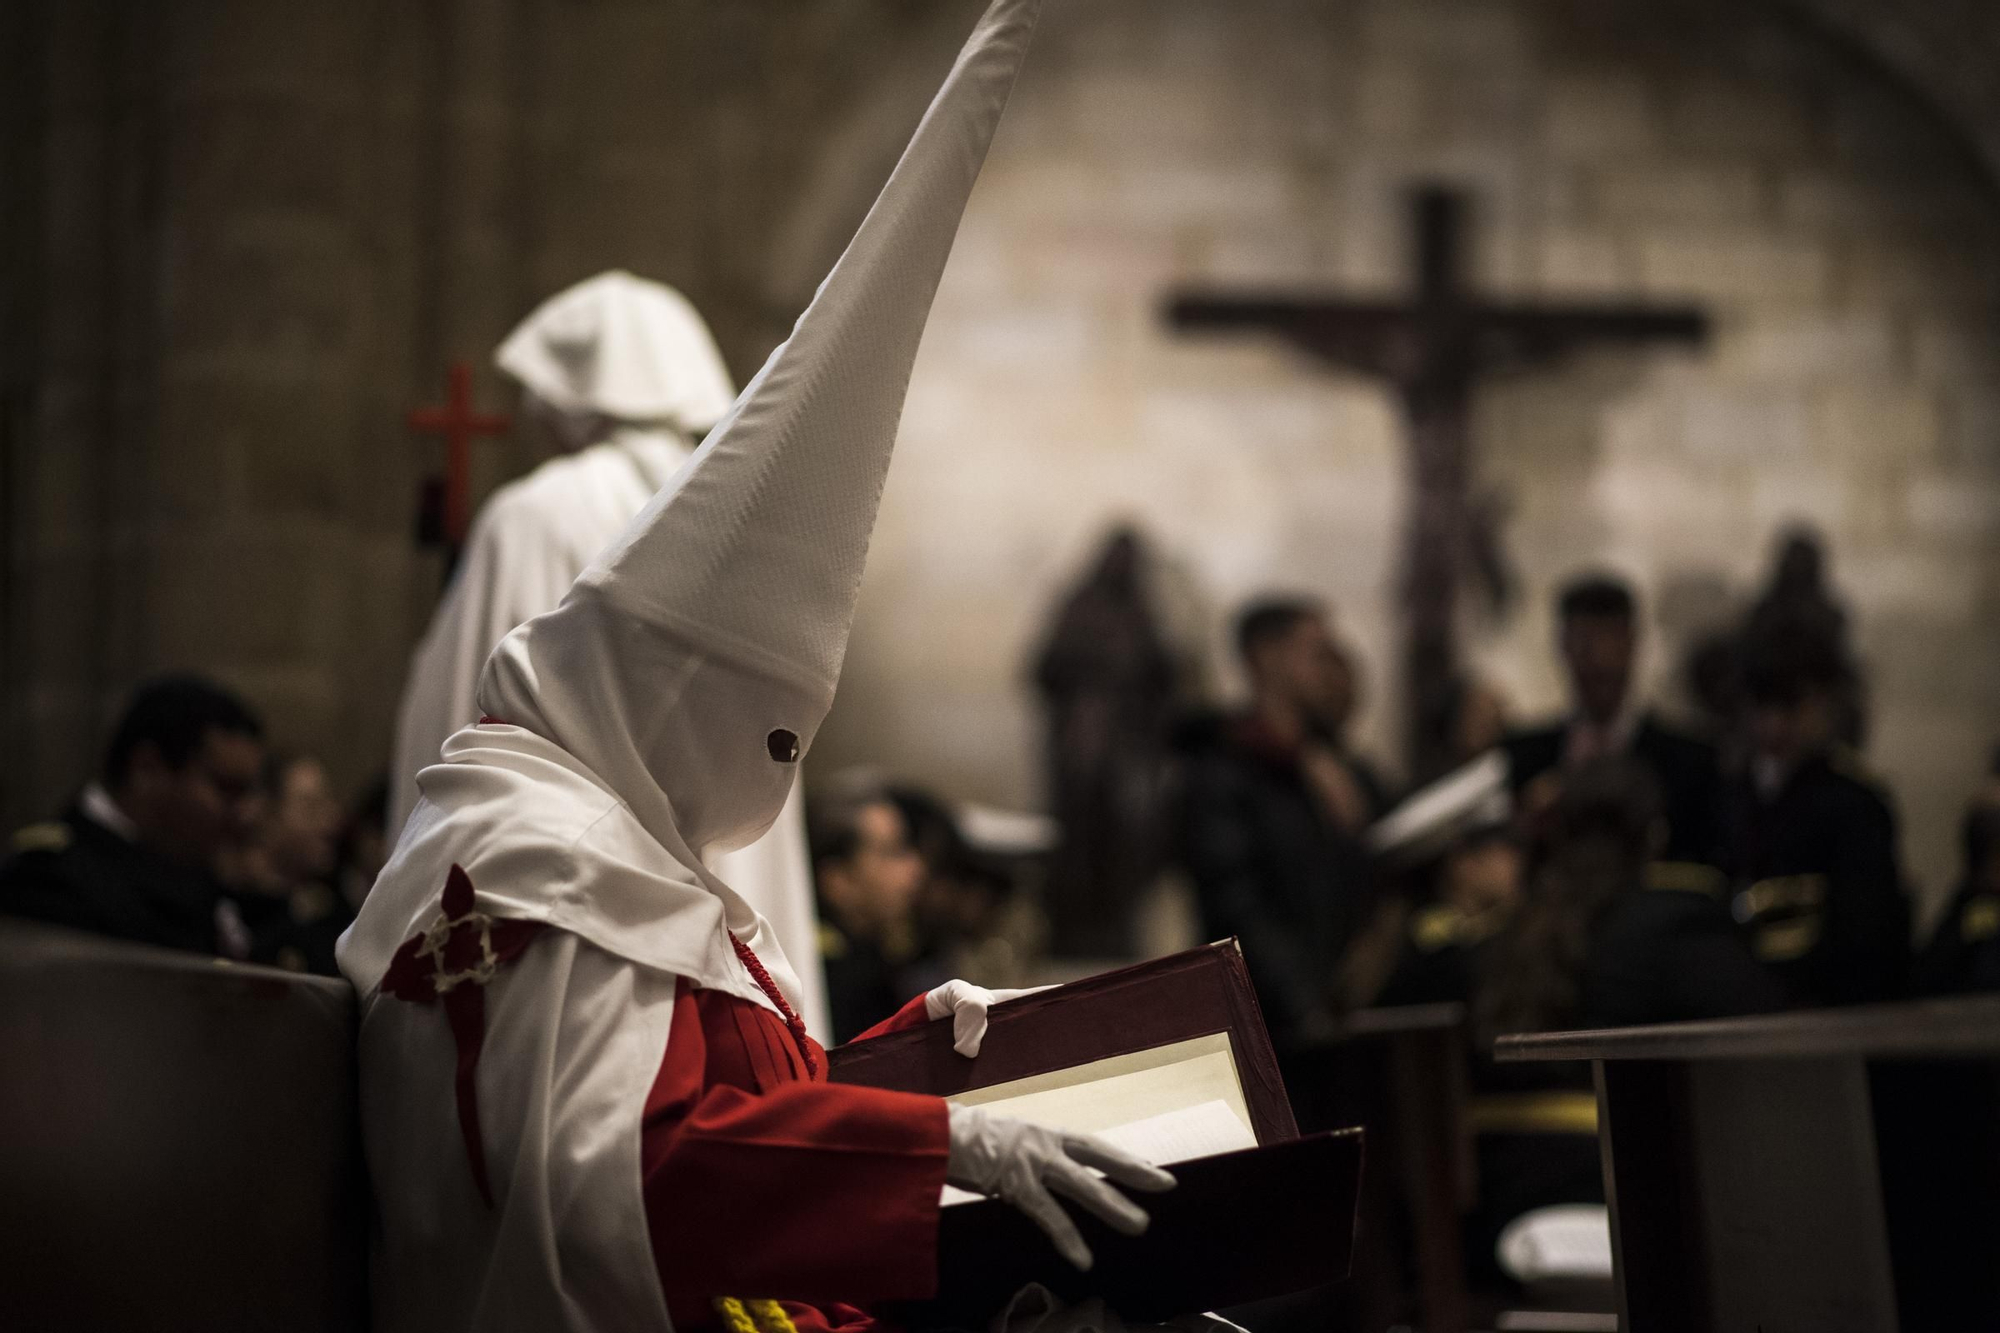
379, 863, 545, 1207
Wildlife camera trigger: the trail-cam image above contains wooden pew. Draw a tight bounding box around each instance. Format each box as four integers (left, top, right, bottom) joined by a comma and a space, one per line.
0, 922, 366, 1332
1497, 996, 2000, 1333
1282, 1003, 1473, 1333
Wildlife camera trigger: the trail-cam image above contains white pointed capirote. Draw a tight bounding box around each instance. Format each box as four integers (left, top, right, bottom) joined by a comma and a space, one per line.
346, 0, 1043, 1014
476, 0, 1044, 880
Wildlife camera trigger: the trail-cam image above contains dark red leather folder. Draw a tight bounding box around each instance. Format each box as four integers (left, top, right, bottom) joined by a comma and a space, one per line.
829, 942, 1364, 1326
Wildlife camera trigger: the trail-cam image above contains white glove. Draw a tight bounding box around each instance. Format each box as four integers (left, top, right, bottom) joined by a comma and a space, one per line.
946, 1103, 1176, 1271
926, 980, 1053, 1057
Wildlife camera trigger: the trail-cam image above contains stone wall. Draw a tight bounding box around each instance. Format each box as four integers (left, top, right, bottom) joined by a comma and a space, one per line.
8, 0, 431, 815
0, 0, 951, 820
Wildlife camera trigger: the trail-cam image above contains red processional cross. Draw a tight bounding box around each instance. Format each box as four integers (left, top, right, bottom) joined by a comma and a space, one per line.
408, 360, 511, 554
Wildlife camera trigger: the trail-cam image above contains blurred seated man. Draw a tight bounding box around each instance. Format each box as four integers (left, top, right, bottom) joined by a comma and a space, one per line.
889, 785, 1047, 995
224, 753, 351, 975
810, 783, 929, 1043
1718, 615, 1909, 1005
0, 674, 264, 956
1913, 761, 2000, 995
1505, 573, 1719, 866
1180, 596, 1380, 1041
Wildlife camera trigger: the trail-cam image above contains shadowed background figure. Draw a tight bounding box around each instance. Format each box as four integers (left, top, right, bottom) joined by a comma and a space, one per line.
1031, 527, 1181, 957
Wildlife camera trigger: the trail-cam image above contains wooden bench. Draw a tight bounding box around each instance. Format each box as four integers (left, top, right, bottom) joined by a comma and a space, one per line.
0, 922, 367, 1331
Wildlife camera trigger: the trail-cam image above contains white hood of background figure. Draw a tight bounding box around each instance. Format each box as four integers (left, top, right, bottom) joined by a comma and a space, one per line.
343, 0, 1043, 1009
495, 269, 737, 434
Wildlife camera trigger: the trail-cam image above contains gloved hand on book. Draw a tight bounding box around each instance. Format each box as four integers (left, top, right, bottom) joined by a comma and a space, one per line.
925, 979, 1054, 1057
945, 1103, 1176, 1270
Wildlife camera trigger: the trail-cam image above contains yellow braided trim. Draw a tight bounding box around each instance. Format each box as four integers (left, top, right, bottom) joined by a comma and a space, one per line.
714, 1297, 798, 1333
714, 1298, 759, 1333
748, 1299, 799, 1333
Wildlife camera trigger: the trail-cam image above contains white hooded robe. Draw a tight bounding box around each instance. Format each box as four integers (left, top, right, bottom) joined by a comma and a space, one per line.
339, 3, 1045, 1330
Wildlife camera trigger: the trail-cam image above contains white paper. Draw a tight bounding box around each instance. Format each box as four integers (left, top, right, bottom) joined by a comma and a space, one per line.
947, 1033, 1251, 1139
1094, 1099, 1257, 1165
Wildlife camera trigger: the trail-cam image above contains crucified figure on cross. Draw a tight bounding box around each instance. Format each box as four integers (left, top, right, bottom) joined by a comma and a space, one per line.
1169, 185, 1708, 781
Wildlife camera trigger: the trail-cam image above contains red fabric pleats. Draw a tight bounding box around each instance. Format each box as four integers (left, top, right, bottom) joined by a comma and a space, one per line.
642, 981, 949, 1330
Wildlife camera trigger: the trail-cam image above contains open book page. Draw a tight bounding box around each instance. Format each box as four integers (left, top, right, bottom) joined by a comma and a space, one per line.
947, 1031, 1251, 1135
1094, 1098, 1258, 1162
940, 1032, 1259, 1206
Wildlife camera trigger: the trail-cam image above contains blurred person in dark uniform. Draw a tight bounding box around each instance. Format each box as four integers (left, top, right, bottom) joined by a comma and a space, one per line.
1180, 596, 1383, 1041
0, 674, 264, 956
890, 785, 1049, 995
1484, 759, 1785, 1035
224, 752, 351, 975
1914, 766, 2000, 996
1365, 751, 1523, 1010
1718, 615, 1909, 1005
1505, 573, 1720, 867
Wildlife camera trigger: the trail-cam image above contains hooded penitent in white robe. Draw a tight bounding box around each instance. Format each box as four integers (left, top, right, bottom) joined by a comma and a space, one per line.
339, 3, 1044, 1331
387, 275, 826, 1039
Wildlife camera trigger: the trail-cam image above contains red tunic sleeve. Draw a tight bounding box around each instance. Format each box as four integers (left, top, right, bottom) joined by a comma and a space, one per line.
850, 992, 936, 1044
642, 981, 950, 1329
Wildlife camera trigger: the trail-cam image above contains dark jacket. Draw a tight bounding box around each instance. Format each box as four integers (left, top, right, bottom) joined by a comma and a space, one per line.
0, 804, 226, 955
1579, 879, 1788, 1027
1718, 751, 1909, 1006
1374, 901, 1501, 1009
1178, 715, 1375, 1038
1913, 881, 2000, 996
1503, 712, 1721, 866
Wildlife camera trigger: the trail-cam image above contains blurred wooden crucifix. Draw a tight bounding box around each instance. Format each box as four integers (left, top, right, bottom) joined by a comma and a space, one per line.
1168, 185, 1708, 780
